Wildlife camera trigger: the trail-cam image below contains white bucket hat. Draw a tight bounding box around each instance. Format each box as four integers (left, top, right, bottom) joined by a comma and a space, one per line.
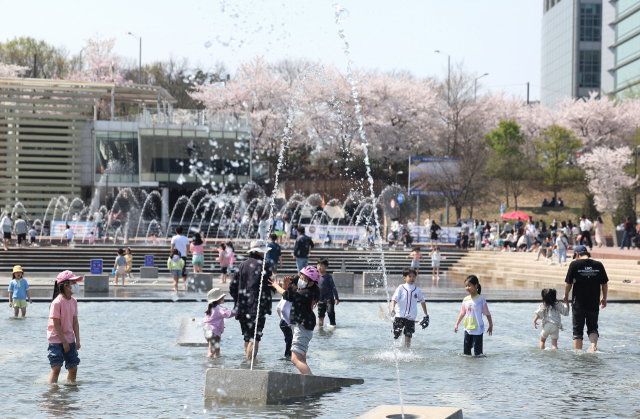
207, 288, 226, 304
247, 240, 269, 254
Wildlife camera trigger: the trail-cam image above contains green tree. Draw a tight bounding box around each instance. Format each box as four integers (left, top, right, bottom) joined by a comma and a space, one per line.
534, 125, 583, 205
0, 37, 69, 78
613, 187, 635, 226
581, 193, 601, 222
483, 120, 529, 210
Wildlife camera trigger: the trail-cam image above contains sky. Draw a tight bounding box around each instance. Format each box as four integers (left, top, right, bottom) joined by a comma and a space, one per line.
1, 0, 542, 100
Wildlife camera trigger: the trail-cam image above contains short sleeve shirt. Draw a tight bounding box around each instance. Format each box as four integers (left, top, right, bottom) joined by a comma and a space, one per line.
392, 284, 425, 321
171, 235, 189, 257
8, 279, 29, 300
565, 258, 608, 311
267, 242, 281, 264
47, 295, 78, 344
460, 294, 491, 335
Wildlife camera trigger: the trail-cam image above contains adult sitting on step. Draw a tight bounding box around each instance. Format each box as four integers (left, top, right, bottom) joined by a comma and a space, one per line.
230, 240, 275, 360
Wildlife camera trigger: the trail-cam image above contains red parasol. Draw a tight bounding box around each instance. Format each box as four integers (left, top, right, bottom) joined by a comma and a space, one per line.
501, 210, 529, 220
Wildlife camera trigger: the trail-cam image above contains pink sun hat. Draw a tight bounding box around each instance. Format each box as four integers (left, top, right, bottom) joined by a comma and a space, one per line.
56, 270, 83, 284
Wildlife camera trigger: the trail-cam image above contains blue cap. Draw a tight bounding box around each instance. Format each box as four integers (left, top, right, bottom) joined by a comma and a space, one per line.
574, 245, 588, 253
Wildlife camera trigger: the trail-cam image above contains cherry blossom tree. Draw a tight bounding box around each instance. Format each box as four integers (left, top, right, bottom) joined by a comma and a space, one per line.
578, 146, 637, 215
67, 37, 128, 83
0, 62, 28, 77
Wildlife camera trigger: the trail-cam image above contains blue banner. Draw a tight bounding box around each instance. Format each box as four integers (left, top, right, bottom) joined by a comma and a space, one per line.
91, 259, 103, 275
144, 255, 154, 267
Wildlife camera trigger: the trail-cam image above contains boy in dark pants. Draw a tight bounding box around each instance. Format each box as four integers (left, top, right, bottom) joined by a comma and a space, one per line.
317, 258, 339, 327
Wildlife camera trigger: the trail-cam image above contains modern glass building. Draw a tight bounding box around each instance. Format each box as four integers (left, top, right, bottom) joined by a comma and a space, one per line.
601, 0, 640, 98
541, 0, 603, 107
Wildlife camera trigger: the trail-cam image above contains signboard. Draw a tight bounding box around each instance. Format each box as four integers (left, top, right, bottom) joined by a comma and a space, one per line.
409, 156, 461, 197
51, 221, 94, 238
90, 259, 103, 275
390, 199, 396, 209
397, 194, 404, 204
302, 225, 366, 242
144, 255, 155, 267
408, 226, 462, 244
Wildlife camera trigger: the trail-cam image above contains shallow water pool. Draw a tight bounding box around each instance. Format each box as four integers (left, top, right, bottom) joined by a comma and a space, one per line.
2, 301, 639, 418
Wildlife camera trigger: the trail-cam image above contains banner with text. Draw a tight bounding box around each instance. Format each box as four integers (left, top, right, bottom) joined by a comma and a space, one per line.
302, 225, 366, 242
51, 221, 94, 238
408, 226, 462, 244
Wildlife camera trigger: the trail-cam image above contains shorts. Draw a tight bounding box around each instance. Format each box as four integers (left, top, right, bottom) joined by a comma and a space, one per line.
269, 262, 278, 273
540, 323, 560, 340
393, 317, 415, 339
30, 236, 36, 243
239, 315, 266, 342
431, 233, 438, 240
291, 324, 314, 355
220, 266, 229, 274
411, 261, 420, 268
3, 232, 10, 239
116, 266, 125, 274
572, 307, 599, 340
12, 299, 27, 308
17, 233, 26, 244
48, 342, 80, 369
432, 260, 441, 267
181, 257, 187, 277
171, 269, 182, 277
192, 254, 205, 267
317, 299, 335, 318
275, 231, 284, 236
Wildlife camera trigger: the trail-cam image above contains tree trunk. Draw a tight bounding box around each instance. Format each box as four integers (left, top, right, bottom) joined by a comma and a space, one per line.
514, 194, 518, 211
455, 205, 462, 220
505, 181, 509, 207
554, 190, 558, 207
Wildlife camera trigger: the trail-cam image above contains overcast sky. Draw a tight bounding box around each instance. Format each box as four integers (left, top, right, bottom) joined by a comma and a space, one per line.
1, 0, 542, 100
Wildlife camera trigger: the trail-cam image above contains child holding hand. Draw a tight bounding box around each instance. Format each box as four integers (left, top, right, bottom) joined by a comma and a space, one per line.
203, 288, 234, 357
534, 288, 569, 349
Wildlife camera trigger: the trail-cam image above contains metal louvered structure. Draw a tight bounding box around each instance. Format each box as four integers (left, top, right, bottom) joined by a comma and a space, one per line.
0, 78, 174, 217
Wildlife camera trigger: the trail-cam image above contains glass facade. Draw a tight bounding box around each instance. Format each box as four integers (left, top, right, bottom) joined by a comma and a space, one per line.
611, 2, 640, 96
579, 50, 601, 87
541, 0, 576, 106
580, 3, 602, 41
616, 8, 640, 41
139, 128, 250, 186
95, 132, 139, 183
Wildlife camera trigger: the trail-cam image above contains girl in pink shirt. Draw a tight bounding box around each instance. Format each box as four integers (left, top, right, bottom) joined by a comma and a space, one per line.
47, 270, 83, 384
203, 288, 234, 357
190, 233, 205, 273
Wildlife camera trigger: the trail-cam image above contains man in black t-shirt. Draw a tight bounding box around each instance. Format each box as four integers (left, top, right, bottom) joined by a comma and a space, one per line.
563, 245, 608, 352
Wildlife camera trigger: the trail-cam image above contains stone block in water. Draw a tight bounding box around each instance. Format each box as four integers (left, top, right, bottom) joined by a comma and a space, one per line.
188, 273, 212, 292
139, 267, 158, 278
84, 275, 109, 292
177, 317, 208, 347
333, 272, 354, 287
204, 369, 364, 404
357, 405, 463, 419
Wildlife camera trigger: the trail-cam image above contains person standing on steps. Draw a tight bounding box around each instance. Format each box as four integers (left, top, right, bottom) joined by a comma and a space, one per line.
620, 216, 635, 250
14, 215, 28, 248
229, 240, 274, 360
579, 215, 593, 251
170, 226, 190, 291
563, 245, 608, 352
293, 226, 314, 271
1, 213, 12, 251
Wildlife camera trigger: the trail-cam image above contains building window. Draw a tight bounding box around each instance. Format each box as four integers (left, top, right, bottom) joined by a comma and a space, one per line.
95, 132, 139, 184
579, 50, 601, 88
580, 3, 602, 42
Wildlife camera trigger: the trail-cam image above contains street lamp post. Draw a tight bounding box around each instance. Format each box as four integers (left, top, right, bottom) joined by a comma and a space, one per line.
435, 50, 450, 103
126, 32, 142, 84
474, 73, 489, 101
396, 171, 404, 185
635, 146, 640, 213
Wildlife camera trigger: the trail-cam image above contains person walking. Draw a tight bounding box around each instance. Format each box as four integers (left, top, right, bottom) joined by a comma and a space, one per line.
93, 209, 103, 239
474, 221, 483, 251
293, 226, 314, 271
170, 226, 190, 290
620, 216, 636, 250
579, 215, 594, 250
14, 215, 28, 248
1, 213, 12, 251
229, 240, 274, 360
594, 216, 605, 248
563, 245, 608, 352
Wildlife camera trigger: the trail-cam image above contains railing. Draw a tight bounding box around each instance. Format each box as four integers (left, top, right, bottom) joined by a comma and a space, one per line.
114, 109, 251, 129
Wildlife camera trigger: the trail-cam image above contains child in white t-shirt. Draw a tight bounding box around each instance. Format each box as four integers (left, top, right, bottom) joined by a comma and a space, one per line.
276, 278, 296, 358
454, 275, 493, 356
390, 268, 429, 348
534, 288, 569, 349
429, 247, 442, 280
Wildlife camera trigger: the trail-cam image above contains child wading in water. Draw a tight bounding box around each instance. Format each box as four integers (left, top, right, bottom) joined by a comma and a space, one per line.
276, 279, 296, 358
269, 266, 321, 375
454, 275, 493, 356
534, 288, 569, 349
216, 243, 230, 284
8, 265, 32, 317
167, 249, 185, 294
124, 247, 133, 279
406, 247, 424, 277
113, 248, 127, 286
203, 288, 234, 357
47, 270, 83, 384
390, 267, 429, 348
